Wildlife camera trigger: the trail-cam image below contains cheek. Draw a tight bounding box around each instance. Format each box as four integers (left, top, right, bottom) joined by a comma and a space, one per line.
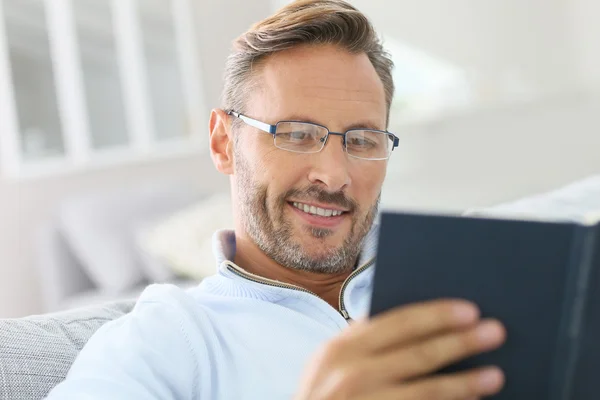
351, 163, 386, 205
259, 149, 310, 196
242, 140, 281, 182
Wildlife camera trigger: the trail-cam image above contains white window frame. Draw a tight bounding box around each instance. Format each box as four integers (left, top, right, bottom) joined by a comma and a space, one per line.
112, 0, 154, 154
172, 0, 206, 145
0, 0, 206, 180
45, 0, 91, 165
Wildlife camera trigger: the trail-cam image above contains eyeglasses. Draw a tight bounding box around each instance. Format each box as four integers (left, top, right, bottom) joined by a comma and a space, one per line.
227, 110, 399, 161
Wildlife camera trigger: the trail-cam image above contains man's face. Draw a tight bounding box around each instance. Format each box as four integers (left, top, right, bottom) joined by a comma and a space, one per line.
233, 45, 388, 274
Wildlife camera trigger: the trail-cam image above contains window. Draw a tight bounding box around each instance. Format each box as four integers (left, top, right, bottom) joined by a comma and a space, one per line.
0, 0, 205, 179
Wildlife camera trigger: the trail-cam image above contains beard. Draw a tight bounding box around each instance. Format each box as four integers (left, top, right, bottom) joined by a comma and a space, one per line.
235, 149, 379, 274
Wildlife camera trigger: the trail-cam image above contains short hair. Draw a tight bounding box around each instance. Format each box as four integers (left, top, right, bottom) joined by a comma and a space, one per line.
222, 0, 395, 127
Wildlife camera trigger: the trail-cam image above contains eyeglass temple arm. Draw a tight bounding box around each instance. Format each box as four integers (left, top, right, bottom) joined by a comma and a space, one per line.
227, 110, 276, 134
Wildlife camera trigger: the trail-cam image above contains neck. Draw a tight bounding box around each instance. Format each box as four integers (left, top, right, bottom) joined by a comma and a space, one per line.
233, 232, 354, 310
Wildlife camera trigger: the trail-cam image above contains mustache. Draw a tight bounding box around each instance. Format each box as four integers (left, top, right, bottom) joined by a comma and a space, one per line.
282, 186, 357, 211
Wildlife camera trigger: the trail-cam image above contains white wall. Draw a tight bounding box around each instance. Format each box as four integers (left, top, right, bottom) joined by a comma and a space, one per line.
569, 0, 600, 91
382, 92, 600, 212
353, 0, 588, 98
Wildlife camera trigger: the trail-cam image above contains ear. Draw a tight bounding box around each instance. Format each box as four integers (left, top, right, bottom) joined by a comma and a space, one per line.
209, 108, 235, 175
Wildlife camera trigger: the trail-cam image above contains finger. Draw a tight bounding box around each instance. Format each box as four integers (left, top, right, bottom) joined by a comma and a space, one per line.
347, 299, 480, 353
392, 319, 506, 380
343, 319, 505, 391
355, 366, 504, 400
400, 366, 505, 400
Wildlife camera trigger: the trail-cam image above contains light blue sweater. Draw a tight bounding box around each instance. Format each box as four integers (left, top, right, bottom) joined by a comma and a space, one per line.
46, 228, 379, 400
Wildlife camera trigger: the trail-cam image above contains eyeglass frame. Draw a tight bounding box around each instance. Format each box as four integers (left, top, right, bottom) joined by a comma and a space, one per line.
226, 110, 399, 161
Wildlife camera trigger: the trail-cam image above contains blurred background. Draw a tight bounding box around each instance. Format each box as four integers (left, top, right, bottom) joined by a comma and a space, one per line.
0, 0, 598, 318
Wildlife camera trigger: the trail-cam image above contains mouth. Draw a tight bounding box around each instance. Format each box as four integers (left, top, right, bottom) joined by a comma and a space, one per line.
287, 201, 350, 229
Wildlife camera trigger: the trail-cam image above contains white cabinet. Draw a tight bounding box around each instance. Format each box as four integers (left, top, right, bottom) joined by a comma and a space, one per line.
0, 0, 204, 179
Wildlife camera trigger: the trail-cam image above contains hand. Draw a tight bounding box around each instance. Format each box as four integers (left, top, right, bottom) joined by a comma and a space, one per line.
294, 299, 506, 400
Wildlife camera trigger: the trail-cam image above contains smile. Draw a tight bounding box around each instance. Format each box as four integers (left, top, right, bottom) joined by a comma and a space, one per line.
291, 202, 346, 217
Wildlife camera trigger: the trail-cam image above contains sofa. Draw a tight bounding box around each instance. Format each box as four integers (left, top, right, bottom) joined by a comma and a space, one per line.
1, 174, 598, 399
0, 301, 134, 399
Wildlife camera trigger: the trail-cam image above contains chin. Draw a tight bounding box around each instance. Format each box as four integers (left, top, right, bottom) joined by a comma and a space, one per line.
299, 225, 346, 246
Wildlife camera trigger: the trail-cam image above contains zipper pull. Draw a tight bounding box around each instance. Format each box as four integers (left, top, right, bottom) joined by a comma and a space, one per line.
340, 309, 350, 320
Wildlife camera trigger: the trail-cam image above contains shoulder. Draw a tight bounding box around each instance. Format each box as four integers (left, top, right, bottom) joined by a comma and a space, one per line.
84, 283, 204, 352
135, 282, 202, 310
49, 284, 208, 399
133, 281, 232, 319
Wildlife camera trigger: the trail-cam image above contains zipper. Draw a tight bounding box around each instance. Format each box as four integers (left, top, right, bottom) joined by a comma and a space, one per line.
225, 260, 320, 297
224, 258, 375, 321
338, 258, 376, 320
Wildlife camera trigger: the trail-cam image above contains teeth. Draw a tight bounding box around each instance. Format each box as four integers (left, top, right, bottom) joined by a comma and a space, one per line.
292, 202, 344, 217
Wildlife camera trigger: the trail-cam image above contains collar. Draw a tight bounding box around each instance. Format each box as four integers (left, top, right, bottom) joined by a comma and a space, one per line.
211, 224, 379, 274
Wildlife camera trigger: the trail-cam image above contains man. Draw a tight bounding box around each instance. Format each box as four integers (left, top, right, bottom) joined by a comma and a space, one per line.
47, 1, 506, 398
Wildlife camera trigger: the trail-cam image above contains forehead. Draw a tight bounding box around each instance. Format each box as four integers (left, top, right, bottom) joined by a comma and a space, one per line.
249, 45, 387, 129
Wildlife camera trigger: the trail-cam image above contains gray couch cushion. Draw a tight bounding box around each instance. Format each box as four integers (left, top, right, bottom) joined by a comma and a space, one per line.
0, 301, 135, 400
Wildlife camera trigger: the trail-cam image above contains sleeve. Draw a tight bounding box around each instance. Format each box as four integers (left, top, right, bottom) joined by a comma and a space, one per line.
45, 293, 200, 400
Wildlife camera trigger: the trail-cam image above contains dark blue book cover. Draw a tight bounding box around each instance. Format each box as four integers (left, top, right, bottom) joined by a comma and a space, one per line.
370, 211, 600, 399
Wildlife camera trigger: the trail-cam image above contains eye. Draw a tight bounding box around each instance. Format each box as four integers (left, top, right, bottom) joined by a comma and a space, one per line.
288, 131, 311, 141
347, 135, 376, 149
278, 130, 316, 143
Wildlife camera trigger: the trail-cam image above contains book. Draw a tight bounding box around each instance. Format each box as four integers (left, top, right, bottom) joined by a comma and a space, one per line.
369, 210, 600, 399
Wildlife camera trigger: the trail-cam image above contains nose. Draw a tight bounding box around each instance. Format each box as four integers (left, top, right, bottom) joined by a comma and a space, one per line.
307, 133, 351, 192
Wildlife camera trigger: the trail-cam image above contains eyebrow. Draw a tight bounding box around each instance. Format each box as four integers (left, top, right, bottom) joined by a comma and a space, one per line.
279, 115, 385, 132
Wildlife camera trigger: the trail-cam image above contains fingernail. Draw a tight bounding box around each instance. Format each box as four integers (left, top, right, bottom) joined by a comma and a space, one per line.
479, 367, 503, 391
476, 321, 503, 344
453, 303, 479, 323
